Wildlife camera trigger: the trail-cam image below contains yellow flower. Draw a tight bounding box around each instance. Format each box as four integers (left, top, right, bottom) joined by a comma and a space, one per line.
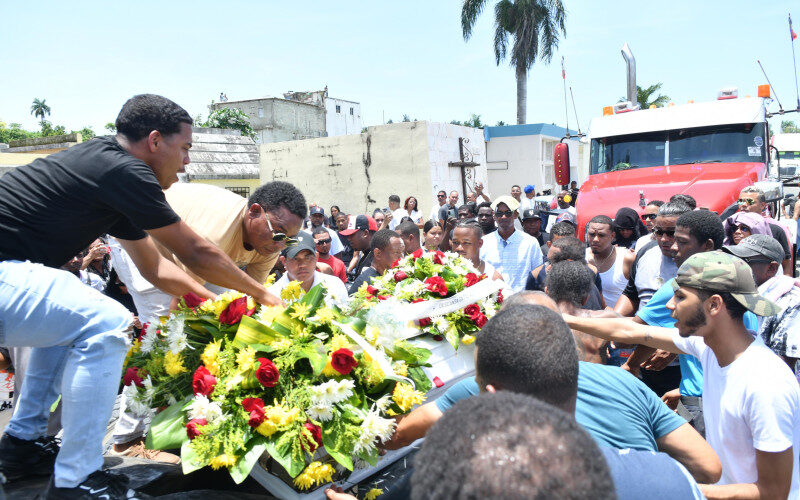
364, 326, 380, 346
209, 454, 238, 470
259, 305, 286, 325
314, 306, 336, 325
256, 401, 301, 438
364, 489, 384, 500
392, 361, 408, 377
280, 281, 304, 302
264, 273, 277, 286
289, 302, 312, 321
329, 334, 351, 352
293, 461, 335, 490
360, 353, 386, 386
236, 346, 256, 371
201, 339, 222, 376
199, 291, 245, 317
322, 360, 340, 378
164, 351, 188, 376
247, 296, 257, 311
461, 334, 476, 345
269, 338, 293, 351
392, 382, 425, 413
124, 339, 141, 365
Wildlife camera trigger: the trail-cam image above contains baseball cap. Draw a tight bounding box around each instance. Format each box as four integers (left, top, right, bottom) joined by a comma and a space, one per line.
555, 212, 577, 225
523, 184, 535, 194
521, 208, 541, 220
310, 206, 325, 216
672, 251, 781, 316
282, 231, 316, 259
491, 195, 521, 212
721, 234, 784, 263
340, 214, 378, 236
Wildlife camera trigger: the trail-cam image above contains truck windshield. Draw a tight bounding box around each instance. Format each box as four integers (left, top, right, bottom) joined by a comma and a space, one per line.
591, 123, 766, 174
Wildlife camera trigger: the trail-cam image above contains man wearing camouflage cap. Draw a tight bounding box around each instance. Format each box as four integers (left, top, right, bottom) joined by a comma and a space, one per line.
723, 233, 800, 373
564, 251, 800, 497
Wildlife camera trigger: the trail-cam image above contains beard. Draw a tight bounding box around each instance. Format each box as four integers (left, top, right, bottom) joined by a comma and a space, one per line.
677, 305, 706, 337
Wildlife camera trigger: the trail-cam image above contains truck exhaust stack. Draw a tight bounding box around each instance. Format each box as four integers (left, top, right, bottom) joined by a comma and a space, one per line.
621, 43, 637, 108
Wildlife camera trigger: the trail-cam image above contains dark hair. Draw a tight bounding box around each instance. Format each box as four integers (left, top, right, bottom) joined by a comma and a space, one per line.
551, 221, 577, 237
457, 203, 478, 217
550, 236, 587, 264
670, 194, 697, 210
423, 220, 437, 233
389, 195, 401, 204
411, 392, 613, 500
454, 219, 483, 239
588, 215, 613, 229
115, 94, 193, 142
477, 201, 492, 211
659, 201, 692, 217
437, 190, 446, 196
647, 200, 665, 208
330, 205, 340, 213
676, 210, 724, 250
476, 305, 578, 409
396, 221, 420, 240
547, 261, 592, 306
248, 181, 307, 219
511, 184, 521, 190
311, 227, 329, 237
371, 228, 400, 252
697, 290, 747, 321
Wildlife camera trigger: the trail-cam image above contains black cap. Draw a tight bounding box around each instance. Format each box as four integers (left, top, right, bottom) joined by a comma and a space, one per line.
310, 206, 325, 216
282, 231, 316, 259
521, 208, 541, 220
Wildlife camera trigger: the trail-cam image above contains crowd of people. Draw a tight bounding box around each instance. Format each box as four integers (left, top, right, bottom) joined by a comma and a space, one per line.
1, 93, 799, 499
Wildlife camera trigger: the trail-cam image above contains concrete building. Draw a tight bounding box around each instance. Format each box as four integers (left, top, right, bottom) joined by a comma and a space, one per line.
325, 97, 362, 136
484, 124, 586, 195
260, 121, 487, 219
183, 127, 261, 197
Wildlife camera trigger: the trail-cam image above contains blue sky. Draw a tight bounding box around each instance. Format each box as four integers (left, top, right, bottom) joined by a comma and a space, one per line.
2, 0, 799, 134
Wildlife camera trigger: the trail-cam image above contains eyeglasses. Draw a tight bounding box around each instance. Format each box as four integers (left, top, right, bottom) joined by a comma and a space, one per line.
495, 210, 515, 218
641, 213, 657, 221
654, 228, 675, 237
315, 238, 332, 245
734, 224, 752, 233
437, 194, 446, 198
737, 198, 756, 206
266, 216, 297, 246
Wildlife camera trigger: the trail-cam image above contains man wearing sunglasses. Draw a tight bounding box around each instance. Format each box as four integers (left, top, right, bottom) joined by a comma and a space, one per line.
479, 195, 543, 292
736, 186, 794, 276
313, 227, 347, 283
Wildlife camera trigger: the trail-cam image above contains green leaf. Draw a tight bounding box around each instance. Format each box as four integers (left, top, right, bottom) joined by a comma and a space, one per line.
180, 441, 204, 474
389, 341, 432, 366
358, 446, 379, 467
146, 396, 192, 450
233, 315, 285, 348
229, 437, 267, 484
407, 366, 433, 393
444, 325, 460, 351
297, 340, 327, 376
322, 417, 354, 471
265, 434, 305, 478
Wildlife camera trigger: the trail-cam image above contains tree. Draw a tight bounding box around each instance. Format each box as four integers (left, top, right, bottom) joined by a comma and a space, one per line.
39, 120, 66, 137
495, 120, 507, 126
73, 126, 95, 141
462, 0, 566, 124
0, 122, 37, 143
202, 107, 256, 139
451, 114, 484, 128
30, 98, 51, 129
781, 120, 799, 133
105, 122, 117, 133
619, 83, 670, 109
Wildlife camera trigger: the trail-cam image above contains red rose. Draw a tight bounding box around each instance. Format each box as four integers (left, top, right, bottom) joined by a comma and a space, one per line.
186, 418, 207, 440
412, 248, 424, 259
302, 422, 323, 453
497, 291, 504, 304
391, 259, 401, 269
378, 295, 389, 301
139, 323, 150, 338
366, 285, 379, 297
412, 298, 425, 303
464, 304, 481, 319
465, 273, 482, 287
192, 366, 217, 396
433, 251, 445, 265
123, 367, 143, 388
242, 397, 266, 428
182, 292, 205, 308
432, 334, 443, 341
219, 297, 256, 325
418, 317, 431, 327
473, 313, 488, 328
424, 276, 448, 297
330, 348, 358, 375
256, 357, 280, 387
394, 271, 408, 282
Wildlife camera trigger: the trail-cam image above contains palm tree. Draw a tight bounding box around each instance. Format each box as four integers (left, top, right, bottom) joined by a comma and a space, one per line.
462, 0, 566, 124
618, 84, 670, 109
30, 98, 51, 128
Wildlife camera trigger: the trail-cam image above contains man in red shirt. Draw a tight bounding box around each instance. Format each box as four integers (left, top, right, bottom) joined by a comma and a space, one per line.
313, 227, 347, 282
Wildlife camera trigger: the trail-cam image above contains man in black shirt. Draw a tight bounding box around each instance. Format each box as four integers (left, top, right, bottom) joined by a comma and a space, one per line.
349, 229, 405, 295
521, 208, 550, 247
340, 214, 378, 279
0, 95, 289, 498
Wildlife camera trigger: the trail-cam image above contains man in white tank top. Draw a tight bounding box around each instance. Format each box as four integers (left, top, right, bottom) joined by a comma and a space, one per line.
585, 215, 628, 307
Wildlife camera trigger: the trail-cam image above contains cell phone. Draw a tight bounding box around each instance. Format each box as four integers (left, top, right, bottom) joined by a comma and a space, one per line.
448, 208, 457, 219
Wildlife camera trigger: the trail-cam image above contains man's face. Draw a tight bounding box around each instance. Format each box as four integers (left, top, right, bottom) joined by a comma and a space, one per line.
449, 191, 459, 206
466, 192, 477, 203
389, 199, 400, 211
283, 250, 316, 284
457, 207, 471, 220
245, 205, 304, 256
310, 213, 325, 228
349, 229, 372, 251
510, 186, 522, 200
313, 231, 332, 257
738, 192, 765, 214
493, 203, 516, 231
547, 245, 561, 261
477, 207, 495, 230
653, 216, 678, 258
557, 191, 570, 209
401, 232, 421, 254
746, 259, 779, 286
451, 226, 481, 262
149, 122, 193, 189
61, 254, 82, 274
587, 223, 613, 255
522, 217, 542, 237
336, 215, 348, 231
667, 286, 709, 338
376, 237, 405, 269
671, 227, 706, 267
642, 205, 660, 231
437, 191, 447, 205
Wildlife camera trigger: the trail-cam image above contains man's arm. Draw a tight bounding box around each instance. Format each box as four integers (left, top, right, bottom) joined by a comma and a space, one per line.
657, 423, 722, 484
380, 402, 443, 450
142, 220, 281, 305
563, 314, 686, 354
613, 294, 638, 317
700, 448, 793, 500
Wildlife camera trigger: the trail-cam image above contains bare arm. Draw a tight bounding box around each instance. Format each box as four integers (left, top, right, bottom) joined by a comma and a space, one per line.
381, 402, 443, 450
657, 423, 721, 484
613, 293, 637, 317
700, 448, 793, 500
563, 314, 686, 354
145, 221, 282, 306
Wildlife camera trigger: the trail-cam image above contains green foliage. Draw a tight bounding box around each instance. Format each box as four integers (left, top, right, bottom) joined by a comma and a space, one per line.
105, 122, 117, 133
0, 122, 37, 143
781, 120, 799, 133
75, 126, 95, 140
495, 120, 507, 126
619, 83, 671, 109
451, 113, 484, 128
202, 107, 256, 139
30, 98, 51, 123
39, 120, 67, 137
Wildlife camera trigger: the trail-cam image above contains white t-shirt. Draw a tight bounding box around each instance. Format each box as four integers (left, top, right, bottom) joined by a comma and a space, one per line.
268, 270, 349, 307
672, 329, 800, 491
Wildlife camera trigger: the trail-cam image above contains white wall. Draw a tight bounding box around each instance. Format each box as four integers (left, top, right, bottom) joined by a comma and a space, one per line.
326, 98, 363, 136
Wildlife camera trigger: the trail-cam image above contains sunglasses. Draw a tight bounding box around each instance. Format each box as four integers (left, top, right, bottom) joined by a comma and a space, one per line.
734, 224, 752, 233
654, 228, 675, 237
437, 194, 446, 198
266, 216, 297, 246
315, 238, 332, 245
737, 198, 756, 206
641, 213, 657, 221
495, 210, 515, 218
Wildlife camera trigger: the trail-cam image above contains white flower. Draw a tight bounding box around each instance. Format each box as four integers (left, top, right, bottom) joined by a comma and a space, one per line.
140, 325, 159, 354
374, 394, 393, 414
122, 384, 153, 417
306, 403, 334, 422
308, 379, 355, 407
165, 314, 189, 353
432, 316, 449, 332
353, 410, 396, 454
187, 395, 223, 423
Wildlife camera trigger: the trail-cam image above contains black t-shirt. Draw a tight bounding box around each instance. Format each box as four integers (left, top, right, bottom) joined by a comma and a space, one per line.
0, 137, 180, 267
525, 264, 604, 310
349, 266, 380, 295
768, 222, 792, 260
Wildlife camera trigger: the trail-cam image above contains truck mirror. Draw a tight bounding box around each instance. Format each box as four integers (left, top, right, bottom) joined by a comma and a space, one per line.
554, 142, 571, 186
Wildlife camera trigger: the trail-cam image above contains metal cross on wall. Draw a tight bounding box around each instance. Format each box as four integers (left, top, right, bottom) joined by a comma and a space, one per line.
448, 137, 480, 201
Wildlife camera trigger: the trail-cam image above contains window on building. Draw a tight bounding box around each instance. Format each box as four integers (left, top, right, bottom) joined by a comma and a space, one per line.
350, 107, 354, 115
544, 140, 556, 162
226, 187, 250, 198
335, 105, 341, 113
257, 107, 264, 118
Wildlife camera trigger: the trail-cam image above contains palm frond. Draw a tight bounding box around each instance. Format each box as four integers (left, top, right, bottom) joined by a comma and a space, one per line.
462, 0, 489, 40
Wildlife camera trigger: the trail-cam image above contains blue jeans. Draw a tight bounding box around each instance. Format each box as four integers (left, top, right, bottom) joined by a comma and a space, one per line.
0, 261, 132, 488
